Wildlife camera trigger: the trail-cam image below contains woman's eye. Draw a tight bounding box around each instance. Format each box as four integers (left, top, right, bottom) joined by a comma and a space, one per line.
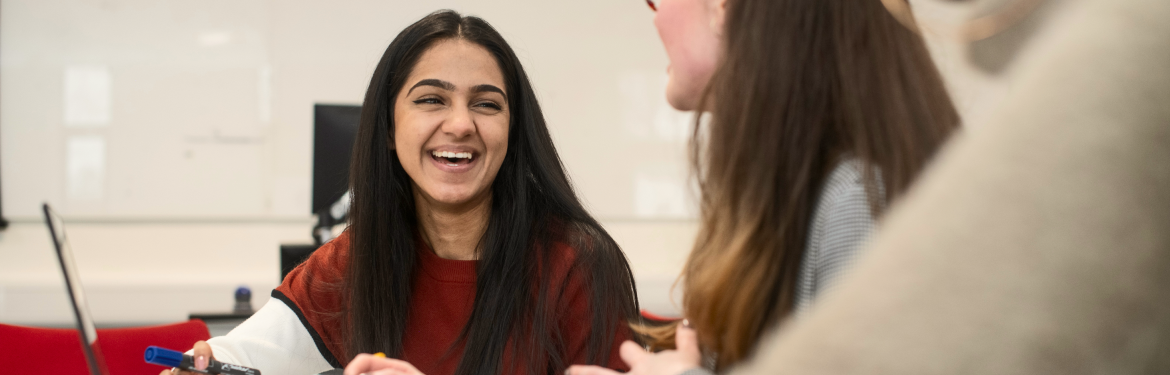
475, 102, 502, 110
413, 98, 442, 105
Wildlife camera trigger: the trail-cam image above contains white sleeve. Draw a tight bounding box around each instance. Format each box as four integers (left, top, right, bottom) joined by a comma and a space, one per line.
203, 296, 336, 375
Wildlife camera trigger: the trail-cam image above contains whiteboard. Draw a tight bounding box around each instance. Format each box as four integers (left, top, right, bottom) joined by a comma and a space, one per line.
1, 0, 697, 221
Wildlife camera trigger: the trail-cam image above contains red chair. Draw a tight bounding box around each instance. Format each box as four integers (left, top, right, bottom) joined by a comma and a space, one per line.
0, 319, 211, 375
640, 309, 680, 324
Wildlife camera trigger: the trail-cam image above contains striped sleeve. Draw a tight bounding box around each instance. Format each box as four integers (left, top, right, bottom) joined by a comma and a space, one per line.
795, 160, 878, 314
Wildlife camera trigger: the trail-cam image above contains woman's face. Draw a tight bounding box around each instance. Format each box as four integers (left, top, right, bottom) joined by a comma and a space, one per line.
654, 0, 724, 111
394, 39, 510, 209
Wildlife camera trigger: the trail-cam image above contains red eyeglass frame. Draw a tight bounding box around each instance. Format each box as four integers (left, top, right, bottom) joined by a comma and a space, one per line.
645, 0, 657, 12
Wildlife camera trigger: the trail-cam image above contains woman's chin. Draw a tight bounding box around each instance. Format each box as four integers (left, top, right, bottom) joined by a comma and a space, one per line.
422, 187, 488, 209
665, 83, 700, 111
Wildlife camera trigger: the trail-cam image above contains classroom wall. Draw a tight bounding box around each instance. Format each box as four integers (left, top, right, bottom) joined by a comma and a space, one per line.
0, 0, 697, 325
0, 0, 1009, 325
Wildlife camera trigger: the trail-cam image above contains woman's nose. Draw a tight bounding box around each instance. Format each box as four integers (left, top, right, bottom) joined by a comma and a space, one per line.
441, 106, 476, 138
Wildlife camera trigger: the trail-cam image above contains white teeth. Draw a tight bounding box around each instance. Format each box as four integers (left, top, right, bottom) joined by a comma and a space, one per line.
431, 150, 473, 159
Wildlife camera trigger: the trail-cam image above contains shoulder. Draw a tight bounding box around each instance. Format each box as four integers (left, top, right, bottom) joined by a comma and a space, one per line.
538, 224, 616, 296
279, 230, 351, 293
543, 221, 599, 267
812, 159, 878, 227
807, 160, 879, 268
819, 159, 870, 206
798, 160, 880, 309
273, 230, 351, 364
543, 240, 583, 285
807, 161, 879, 272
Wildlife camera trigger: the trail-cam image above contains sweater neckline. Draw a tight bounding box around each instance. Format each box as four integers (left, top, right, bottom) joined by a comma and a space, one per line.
417, 240, 478, 284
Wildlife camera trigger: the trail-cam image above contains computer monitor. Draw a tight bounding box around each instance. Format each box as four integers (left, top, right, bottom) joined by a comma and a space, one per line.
312, 104, 361, 216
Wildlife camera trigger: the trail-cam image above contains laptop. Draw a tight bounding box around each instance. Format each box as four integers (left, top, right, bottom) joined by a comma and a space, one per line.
43, 203, 112, 375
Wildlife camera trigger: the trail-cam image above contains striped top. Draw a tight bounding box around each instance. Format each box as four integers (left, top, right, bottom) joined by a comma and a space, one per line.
794, 159, 879, 314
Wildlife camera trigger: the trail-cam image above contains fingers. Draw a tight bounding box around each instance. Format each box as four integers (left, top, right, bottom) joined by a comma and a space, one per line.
344, 353, 375, 375
166, 341, 212, 375
565, 364, 623, 375
376, 358, 422, 374
674, 320, 701, 358
618, 340, 650, 367
191, 340, 214, 371
345, 353, 424, 375
368, 368, 420, 375
166, 368, 198, 375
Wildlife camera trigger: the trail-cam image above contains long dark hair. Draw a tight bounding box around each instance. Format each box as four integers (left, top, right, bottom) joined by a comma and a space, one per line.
345, 10, 639, 375
640, 0, 961, 368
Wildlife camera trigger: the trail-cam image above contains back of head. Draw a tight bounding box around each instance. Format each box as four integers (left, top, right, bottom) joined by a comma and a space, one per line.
679, 0, 960, 367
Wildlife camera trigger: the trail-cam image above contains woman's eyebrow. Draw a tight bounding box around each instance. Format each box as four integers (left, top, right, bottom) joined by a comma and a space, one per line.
407, 79, 455, 95
470, 84, 506, 100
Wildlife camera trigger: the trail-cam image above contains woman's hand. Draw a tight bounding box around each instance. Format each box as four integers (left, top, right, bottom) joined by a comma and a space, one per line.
344, 353, 425, 375
158, 340, 214, 375
565, 321, 703, 375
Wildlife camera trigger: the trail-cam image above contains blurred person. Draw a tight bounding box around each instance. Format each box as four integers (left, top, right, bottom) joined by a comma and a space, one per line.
570, 0, 960, 374
720, 0, 1170, 373
171, 10, 639, 375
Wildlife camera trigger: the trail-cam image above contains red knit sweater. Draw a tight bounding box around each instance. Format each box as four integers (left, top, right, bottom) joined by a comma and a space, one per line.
274, 232, 631, 375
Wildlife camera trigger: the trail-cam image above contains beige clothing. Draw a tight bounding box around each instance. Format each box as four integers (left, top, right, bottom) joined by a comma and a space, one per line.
732, 0, 1170, 374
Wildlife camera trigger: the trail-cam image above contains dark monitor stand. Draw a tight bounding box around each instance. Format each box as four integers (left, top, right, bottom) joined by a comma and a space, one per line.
280, 244, 319, 281
276, 104, 360, 281
312, 104, 361, 244
312, 104, 360, 216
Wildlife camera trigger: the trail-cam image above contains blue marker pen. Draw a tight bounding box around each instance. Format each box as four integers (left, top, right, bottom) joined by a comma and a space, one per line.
144, 346, 262, 375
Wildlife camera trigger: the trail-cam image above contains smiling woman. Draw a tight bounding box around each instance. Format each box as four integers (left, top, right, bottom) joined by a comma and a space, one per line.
168, 10, 640, 375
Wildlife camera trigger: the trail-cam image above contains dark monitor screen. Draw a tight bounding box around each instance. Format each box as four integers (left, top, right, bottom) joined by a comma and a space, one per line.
312, 104, 361, 215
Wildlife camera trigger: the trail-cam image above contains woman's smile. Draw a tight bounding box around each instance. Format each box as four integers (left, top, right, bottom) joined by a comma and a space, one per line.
427, 147, 479, 173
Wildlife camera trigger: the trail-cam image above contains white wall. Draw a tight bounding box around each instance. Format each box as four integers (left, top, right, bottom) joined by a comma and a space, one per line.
0, 0, 1015, 326
1, 0, 696, 325
2, 0, 695, 220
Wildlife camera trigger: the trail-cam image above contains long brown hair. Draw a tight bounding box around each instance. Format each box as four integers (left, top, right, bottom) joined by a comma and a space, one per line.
641, 0, 959, 368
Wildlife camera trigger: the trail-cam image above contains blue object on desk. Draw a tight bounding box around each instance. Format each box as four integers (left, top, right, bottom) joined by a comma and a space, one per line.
234, 286, 253, 314
144, 346, 184, 368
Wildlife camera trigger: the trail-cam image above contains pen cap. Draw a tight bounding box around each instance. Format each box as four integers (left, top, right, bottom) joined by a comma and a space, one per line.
144, 345, 185, 368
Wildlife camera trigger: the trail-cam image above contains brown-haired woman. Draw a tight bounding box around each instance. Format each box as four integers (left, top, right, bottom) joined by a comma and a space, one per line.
569, 0, 959, 374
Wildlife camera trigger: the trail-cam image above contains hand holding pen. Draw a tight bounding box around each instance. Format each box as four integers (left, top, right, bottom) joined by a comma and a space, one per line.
147, 341, 260, 375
